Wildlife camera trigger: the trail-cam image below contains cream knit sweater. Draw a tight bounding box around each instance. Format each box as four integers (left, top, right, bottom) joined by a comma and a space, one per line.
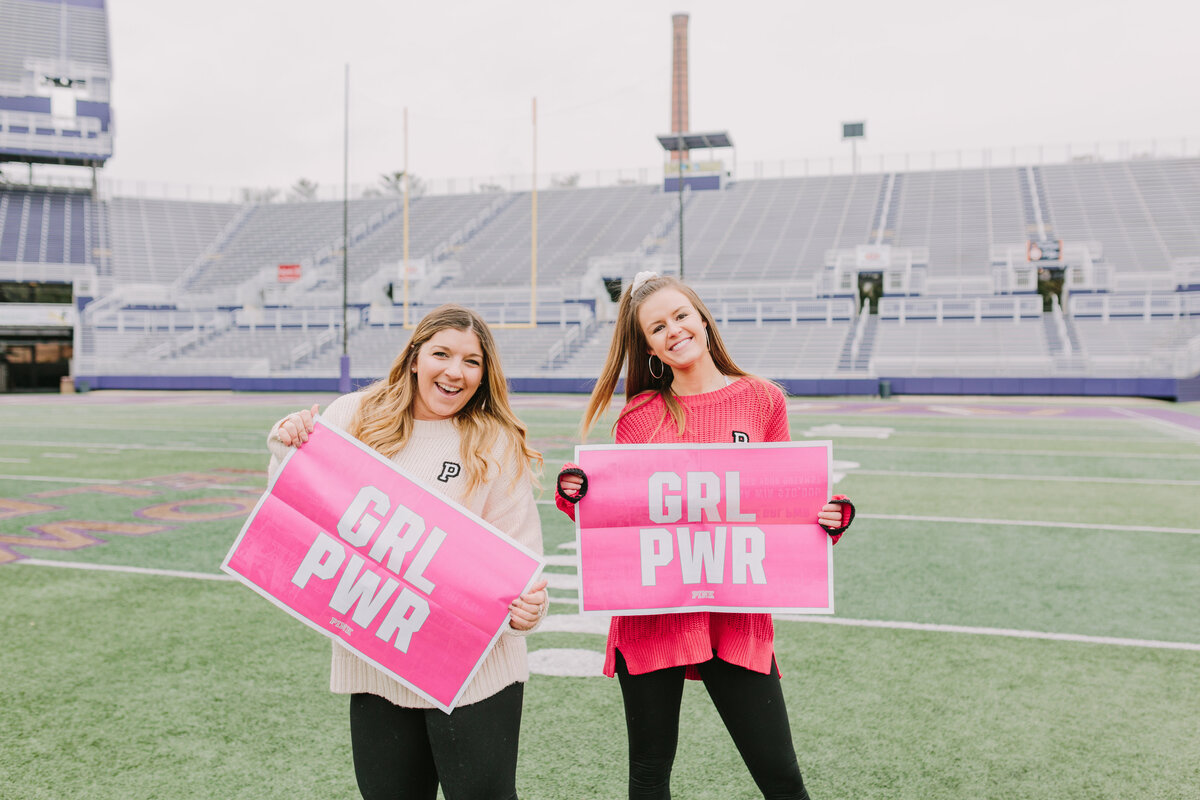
268, 391, 545, 709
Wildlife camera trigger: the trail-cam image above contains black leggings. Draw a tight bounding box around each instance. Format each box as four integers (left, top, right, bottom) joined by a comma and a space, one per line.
349, 682, 523, 800
615, 651, 810, 800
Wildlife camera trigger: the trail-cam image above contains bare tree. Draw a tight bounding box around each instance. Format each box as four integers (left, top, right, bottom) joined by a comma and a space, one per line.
288, 178, 319, 202
552, 173, 581, 188
379, 170, 426, 198
240, 187, 280, 203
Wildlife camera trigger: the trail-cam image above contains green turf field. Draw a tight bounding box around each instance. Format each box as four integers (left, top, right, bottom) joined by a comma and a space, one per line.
1, 392, 1198, 799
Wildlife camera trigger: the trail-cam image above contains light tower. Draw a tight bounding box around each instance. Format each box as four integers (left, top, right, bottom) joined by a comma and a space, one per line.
656, 14, 733, 281
671, 13, 690, 164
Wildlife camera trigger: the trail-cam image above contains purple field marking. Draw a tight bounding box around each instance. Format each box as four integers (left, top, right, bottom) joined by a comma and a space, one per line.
1116, 407, 1200, 434
790, 399, 1200, 424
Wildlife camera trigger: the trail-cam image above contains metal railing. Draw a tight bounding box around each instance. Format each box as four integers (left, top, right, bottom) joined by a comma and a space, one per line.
11, 136, 1197, 202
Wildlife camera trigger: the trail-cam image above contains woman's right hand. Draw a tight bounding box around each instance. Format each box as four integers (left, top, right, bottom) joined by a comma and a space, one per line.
276, 403, 320, 447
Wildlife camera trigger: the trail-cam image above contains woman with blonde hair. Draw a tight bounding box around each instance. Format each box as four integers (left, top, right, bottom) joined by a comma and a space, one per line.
270, 303, 547, 800
556, 273, 854, 800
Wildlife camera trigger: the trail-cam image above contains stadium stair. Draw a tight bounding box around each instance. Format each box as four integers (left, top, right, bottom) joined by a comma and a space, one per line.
868, 173, 902, 244
176, 202, 258, 292
836, 313, 876, 371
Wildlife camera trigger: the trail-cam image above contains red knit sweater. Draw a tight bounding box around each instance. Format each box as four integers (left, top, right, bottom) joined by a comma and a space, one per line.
559, 377, 802, 679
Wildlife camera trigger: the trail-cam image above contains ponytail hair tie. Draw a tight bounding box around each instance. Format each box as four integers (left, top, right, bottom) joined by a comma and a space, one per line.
631, 271, 659, 293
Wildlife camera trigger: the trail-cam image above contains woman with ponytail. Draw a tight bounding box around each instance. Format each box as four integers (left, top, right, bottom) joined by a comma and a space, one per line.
556, 273, 854, 800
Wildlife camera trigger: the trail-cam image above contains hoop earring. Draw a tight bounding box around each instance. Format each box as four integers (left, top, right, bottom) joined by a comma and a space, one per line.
648, 354, 664, 380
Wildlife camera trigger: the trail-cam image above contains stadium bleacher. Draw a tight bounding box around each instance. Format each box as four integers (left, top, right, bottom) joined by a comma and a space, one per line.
107, 197, 241, 285
659, 174, 884, 283
451, 185, 674, 286
0, 187, 95, 266
3, 154, 1195, 397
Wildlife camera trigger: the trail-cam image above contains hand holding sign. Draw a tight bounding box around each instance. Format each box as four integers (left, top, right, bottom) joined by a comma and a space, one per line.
508, 579, 549, 631
276, 404, 320, 446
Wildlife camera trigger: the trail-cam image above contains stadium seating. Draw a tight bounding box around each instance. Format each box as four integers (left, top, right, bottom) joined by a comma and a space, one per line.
452, 185, 674, 286
47, 155, 1198, 396
659, 174, 883, 282
1040, 158, 1200, 272
0, 187, 95, 266
890, 167, 1027, 277
107, 197, 240, 285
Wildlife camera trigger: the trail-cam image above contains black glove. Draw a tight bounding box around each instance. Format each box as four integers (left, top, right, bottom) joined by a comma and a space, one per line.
819, 496, 856, 538
556, 466, 588, 504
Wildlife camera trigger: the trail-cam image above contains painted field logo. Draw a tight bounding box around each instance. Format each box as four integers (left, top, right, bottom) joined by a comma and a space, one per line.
0, 468, 262, 565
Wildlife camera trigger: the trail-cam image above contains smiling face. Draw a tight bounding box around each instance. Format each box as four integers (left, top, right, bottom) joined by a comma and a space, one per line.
637, 287, 710, 373
410, 327, 485, 421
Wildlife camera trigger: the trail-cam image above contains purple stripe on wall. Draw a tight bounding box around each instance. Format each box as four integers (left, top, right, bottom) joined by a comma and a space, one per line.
75, 101, 111, 130
70, 375, 1197, 400
22, 0, 105, 8
0, 96, 52, 114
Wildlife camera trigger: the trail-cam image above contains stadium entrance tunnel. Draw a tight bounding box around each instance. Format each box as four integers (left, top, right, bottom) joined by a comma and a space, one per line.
858, 271, 883, 314
1037, 266, 1066, 312
0, 332, 72, 393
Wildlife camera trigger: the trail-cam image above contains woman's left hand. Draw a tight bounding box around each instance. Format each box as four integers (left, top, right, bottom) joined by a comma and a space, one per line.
508, 579, 549, 631
817, 502, 844, 528
818, 496, 855, 543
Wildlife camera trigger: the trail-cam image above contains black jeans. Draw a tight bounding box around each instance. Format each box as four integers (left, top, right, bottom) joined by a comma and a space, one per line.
349, 682, 523, 800
615, 651, 810, 800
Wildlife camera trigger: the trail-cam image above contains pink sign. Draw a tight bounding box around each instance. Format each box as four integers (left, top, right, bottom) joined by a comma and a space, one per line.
222, 421, 544, 712
574, 442, 832, 615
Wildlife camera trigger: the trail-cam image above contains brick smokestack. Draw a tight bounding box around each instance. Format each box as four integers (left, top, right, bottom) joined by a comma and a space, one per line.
671, 13, 689, 161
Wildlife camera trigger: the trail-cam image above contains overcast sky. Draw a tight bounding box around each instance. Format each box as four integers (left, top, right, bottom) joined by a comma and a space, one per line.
101, 0, 1199, 194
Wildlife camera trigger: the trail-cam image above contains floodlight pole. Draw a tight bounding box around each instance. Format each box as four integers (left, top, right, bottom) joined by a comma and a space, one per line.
676, 92, 684, 279
340, 63, 351, 394
403, 106, 410, 328
677, 135, 684, 281
531, 97, 538, 326
842, 121, 865, 176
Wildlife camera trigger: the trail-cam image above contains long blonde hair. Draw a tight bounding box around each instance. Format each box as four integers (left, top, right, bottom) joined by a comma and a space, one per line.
350, 304, 541, 494
579, 274, 754, 439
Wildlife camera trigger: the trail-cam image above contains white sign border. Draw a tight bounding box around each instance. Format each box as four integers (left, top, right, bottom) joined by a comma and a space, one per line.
573, 440, 834, 617
221, 418, 545, 713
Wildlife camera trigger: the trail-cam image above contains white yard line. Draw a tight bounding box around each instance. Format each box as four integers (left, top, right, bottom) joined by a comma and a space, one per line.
834, 444, 1200, 460
537, 503, 1200, 534
891, 430, 1178, 444
850, 469, 1200, 486
12, 559, 1196, 651
14, 558, 236, 582
859, 513, 1200, 535
775, 615, 1200, 652
0, 440, 261, 455
1112, 407, 1200, 441
0, 473, 125, 484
